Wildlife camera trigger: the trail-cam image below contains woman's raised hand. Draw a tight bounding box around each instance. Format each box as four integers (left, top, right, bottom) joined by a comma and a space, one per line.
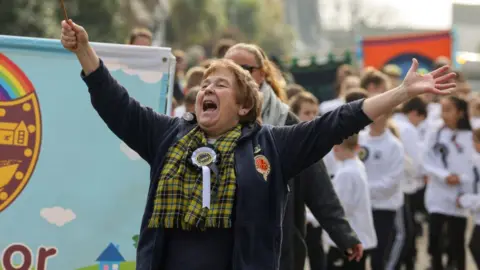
61, 20, 89, 53
402, 58, 457, 98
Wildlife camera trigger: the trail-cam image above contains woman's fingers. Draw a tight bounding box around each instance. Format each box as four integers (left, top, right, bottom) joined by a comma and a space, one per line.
430, 87, 454, 95
61, 34, 76, 42
429, 65, 450, 78
435, 83, 456, 90
61, 27, 76, 37
434, 72, 456, 84
61, 39, 77, 48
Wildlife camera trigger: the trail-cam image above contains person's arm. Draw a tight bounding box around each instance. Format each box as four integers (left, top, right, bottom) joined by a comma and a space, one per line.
273, 99, 372, 180
302, 162, 361, 251
369, 144, 405, 200
79, 45, 177, 164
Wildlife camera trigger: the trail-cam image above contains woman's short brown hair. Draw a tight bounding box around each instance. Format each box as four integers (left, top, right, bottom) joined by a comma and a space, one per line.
203, 59, 261, 124
289, 92, 318, 115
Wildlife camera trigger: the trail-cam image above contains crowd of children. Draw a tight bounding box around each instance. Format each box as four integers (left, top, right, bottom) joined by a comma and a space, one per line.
299, 59, 480, 270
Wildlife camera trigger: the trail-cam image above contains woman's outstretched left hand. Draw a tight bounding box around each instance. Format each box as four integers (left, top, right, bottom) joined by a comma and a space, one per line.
402, 58, 456, 98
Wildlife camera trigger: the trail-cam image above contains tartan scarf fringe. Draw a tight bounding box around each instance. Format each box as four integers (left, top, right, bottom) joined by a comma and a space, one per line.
148, 125, 241, 230
147, 214, 232, 231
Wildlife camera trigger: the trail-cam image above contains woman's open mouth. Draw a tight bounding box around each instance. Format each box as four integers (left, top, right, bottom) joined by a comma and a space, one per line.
202, 100, 218, 112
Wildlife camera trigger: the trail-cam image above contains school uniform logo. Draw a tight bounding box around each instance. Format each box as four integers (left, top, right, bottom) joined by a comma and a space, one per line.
254, 155, 271, 181
358, 146, 369, 161
0, 53, 42, 213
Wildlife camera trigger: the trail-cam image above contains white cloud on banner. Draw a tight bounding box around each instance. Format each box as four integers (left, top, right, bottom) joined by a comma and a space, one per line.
104, 59, 164, 84
40, 207, 76, 227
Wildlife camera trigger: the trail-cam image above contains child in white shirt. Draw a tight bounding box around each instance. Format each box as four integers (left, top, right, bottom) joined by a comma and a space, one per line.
358, 113, 405, 270
387, 97, 427, 270
423, 95, 473, 270
325, 134, 377, 270
456, 128, 480, 268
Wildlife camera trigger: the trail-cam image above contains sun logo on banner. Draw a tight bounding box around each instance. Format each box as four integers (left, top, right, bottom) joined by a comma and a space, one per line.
0, 53, 42, 213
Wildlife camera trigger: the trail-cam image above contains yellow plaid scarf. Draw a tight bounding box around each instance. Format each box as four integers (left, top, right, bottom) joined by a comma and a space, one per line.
148, 125, 242, 230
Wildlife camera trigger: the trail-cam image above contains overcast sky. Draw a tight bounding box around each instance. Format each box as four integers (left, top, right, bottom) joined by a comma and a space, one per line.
320, 0, 480, 29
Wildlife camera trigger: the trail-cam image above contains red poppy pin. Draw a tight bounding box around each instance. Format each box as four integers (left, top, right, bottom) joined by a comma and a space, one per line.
254, 155, 271, 181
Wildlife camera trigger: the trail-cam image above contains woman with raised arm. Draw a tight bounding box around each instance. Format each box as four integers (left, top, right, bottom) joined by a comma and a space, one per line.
61, 20, 456, 270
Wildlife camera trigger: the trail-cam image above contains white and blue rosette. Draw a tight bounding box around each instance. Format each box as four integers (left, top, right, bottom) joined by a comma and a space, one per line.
191, 147, 218, 209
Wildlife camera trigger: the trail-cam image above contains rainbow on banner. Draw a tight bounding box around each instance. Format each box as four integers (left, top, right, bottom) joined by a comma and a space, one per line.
0, 53, 35, 101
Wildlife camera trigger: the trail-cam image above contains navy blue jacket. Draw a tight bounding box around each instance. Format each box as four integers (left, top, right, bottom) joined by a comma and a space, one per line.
82, 60, 372, 270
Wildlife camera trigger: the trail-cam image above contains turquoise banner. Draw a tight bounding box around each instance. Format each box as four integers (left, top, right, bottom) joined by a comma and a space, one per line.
0, 35, 174, 270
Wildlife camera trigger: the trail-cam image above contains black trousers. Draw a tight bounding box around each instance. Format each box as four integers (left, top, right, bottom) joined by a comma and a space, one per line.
469, 225, 480, 269
428, 213, 467, 270
387, 195, 416, 270
327, 247, 368, 270
370, 209, 396, 270
411, 187, 427, 237
306, 224, 326, 270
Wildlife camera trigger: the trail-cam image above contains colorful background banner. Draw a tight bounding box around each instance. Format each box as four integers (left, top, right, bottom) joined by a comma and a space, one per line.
0, 35, 175, 270
359, 31, 454, 77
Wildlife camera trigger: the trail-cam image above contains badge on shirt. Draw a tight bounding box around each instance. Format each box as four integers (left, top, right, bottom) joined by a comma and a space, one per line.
192, 147, 217, 209
255, 155, 271, 181
192, 147, 216, 167
358, 146, 369, 162
374, 151, 382, 160
183, 112, 195, 122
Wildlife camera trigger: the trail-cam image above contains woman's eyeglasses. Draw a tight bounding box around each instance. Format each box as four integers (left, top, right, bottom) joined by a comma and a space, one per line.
240, 65, 259, 73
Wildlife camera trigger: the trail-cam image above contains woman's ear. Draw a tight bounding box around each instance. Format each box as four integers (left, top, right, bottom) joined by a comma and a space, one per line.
239, 109, 248, 116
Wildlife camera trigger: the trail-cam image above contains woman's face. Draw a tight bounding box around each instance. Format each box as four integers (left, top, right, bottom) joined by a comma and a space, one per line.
298, 102, 318, 122
441, 97, 462, 129
224, 49, 264, 86
197, 68, 244, 137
